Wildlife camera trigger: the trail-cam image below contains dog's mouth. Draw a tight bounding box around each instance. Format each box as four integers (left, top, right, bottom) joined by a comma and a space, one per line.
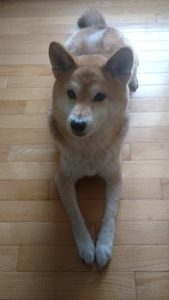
71, 130, 86, 137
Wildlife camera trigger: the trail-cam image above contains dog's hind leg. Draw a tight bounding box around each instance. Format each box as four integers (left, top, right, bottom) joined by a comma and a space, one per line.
96, 166, 122, 269
55, 169, 95, 265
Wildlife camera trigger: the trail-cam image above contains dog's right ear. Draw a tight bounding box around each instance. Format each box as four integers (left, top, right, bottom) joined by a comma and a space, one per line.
49, 42, 76, 76
103, 47, 133, 83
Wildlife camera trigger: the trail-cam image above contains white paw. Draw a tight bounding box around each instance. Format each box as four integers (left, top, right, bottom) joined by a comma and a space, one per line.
77, 238, 95, 265
95, 243, 112, 269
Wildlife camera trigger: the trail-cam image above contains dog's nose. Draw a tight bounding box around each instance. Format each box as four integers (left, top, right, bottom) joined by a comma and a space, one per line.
71, 119, 87, 134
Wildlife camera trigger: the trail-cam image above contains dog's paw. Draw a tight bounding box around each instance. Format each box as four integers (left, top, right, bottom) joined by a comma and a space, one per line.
77, 238, 95, 265
95, 243, 112, 269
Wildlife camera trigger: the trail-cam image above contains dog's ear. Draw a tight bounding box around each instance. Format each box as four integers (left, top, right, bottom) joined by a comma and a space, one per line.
49, 42, 76, 76
103, 47, 133, 83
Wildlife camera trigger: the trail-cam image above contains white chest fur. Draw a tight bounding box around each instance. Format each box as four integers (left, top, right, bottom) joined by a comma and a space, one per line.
60, 128, 122, 182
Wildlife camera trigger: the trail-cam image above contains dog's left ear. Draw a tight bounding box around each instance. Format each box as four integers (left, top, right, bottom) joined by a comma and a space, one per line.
49, 42, 76, 76
103, 47, 133, 83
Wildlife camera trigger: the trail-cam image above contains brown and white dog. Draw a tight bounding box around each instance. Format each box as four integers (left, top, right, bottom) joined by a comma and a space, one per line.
48, 9, 138, 269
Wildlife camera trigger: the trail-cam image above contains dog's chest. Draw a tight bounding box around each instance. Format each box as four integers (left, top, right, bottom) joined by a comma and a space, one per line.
63, 149, 105, 178
61, 137, 115, 180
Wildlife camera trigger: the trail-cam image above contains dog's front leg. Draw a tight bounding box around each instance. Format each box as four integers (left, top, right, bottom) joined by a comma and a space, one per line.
96, 168, 122, 268
55, 170, 95, 265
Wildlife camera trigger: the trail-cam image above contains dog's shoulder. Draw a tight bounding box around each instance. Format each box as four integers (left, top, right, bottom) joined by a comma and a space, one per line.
48, 108, 67, 149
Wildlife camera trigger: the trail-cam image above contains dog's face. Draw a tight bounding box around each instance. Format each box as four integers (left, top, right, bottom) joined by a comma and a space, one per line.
49, 42, 133, 138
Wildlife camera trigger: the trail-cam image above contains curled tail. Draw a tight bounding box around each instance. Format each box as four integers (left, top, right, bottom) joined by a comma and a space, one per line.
77, 8, 107, 29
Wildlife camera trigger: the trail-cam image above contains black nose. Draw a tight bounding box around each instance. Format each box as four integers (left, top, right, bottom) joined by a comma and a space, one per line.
71, 119, 87, 134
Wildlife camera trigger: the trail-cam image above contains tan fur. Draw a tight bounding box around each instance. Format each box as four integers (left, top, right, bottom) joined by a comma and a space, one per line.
77, 8, 107, 28
48, 9, 138, 268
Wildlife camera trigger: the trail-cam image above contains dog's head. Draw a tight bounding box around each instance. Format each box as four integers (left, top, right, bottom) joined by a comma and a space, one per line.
49, 42, 133, 138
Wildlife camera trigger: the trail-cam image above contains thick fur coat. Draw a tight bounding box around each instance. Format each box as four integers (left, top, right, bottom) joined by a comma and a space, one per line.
48, 9, 138, 268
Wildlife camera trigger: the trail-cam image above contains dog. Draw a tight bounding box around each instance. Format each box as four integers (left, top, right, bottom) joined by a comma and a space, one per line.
48, 8, 138, 269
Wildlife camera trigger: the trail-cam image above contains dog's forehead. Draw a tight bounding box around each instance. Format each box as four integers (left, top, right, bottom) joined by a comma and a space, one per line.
71, 67, 105, 88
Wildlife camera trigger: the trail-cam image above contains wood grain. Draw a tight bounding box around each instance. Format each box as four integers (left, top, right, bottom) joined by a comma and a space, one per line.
119, 200, 169, 221
0, 246, 19, 271
0, 162, 56, 180
121, 179, 162, 199
0, 129, 52, 144
124, 161, 169, 178
0, 54, 50, 65
0, 144, 58, 162
0, 180, 49, 200
0, 199, 168, 223
7, 76, 53, 87
0, 100, 26, 114
136, 272, 169, 300
0, 88, 50, 101
0, 272, 136, 300
130, 112, 169, 127
0, 65, 50, 76
0, 222, 95, 245
0, 201, 66, 222
0, 115, 48, 128
0, 76, 8, 88
161, 179, 169, 199
17, 245, 169, 272
0, 100, 51, 114
130, 99, 169, 113
126, 127, 169, 143
115, 221, 169, 244
130, 143, 169, 160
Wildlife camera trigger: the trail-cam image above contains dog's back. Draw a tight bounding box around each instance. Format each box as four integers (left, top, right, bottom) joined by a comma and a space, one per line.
65, 9, 127, 54
65, 9, 138, 91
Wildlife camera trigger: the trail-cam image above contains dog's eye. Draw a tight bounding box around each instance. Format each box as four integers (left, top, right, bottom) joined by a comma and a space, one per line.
67, 89, 77, 100
93, 93, 106, 102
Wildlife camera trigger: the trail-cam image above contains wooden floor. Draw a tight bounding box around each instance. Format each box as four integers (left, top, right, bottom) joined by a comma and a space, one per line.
1, 0, 169, 299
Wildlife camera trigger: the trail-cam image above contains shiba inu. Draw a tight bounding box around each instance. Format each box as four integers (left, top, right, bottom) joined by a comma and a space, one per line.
48, 9, 138, 268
